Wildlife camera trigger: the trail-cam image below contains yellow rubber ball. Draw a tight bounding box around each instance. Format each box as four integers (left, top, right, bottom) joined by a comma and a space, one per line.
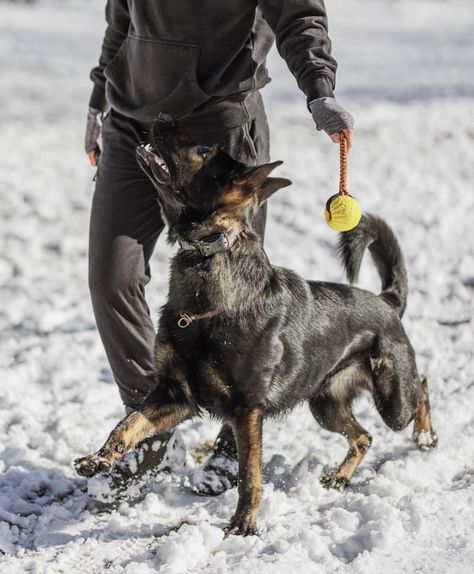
324, 194, 362, 232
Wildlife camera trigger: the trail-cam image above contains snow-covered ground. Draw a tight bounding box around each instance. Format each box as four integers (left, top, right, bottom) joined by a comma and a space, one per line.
1, 0, 474, 572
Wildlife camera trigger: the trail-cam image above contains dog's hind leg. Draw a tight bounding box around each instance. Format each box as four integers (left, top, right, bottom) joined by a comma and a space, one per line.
310, 364, 372, 491
370, 337, 437, 449
74, 389, 193, 477
412, 375, 438, 450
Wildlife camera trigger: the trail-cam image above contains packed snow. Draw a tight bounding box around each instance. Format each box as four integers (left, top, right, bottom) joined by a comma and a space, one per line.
1, 0, 473, 572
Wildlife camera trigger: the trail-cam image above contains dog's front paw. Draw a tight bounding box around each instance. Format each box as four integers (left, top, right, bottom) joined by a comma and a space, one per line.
320, 472, 349, 491
224, 513, 258, 537
74, 454, 112, 477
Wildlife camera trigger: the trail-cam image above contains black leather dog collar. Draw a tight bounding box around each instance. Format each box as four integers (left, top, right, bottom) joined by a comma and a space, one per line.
178, 228, 243, 257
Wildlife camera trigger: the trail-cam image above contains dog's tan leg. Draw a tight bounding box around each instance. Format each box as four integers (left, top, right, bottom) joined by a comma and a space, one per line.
74, 402, 191, 477
225, 408, 263, 536
320, 432, 372, 490
413, 375, 438, 450
310, 383, 372, 491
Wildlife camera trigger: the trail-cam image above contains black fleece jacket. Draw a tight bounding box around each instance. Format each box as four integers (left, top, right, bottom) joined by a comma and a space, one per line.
90, 0, 337, 125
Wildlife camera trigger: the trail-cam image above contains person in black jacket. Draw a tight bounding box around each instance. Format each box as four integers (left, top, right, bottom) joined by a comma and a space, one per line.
85, 0, 354, 495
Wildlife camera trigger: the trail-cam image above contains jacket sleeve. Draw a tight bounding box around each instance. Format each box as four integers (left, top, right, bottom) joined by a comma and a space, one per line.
89, 0, 130, 110
257, 0, 337, 104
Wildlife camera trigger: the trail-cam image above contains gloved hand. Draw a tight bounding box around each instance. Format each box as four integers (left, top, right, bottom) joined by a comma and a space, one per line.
85, 107, 103, 166
310, 97, 354, 149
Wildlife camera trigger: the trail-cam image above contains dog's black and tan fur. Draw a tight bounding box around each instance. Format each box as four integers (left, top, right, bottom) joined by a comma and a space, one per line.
75, 115, 437, 535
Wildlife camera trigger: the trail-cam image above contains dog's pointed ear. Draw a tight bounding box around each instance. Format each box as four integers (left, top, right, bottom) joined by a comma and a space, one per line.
236, 160, 283, 188
235, 160, 291, 202
257, 177, 292, 203
223, 160, 291, 209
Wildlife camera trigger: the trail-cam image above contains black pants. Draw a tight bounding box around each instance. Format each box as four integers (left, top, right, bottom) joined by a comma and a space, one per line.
89, 94, 270, 408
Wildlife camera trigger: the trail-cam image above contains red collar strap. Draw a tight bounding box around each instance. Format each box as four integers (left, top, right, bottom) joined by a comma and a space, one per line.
178, 309, 223, 328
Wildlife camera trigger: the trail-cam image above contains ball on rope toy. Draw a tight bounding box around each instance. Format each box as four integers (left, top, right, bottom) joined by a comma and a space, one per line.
324, 194, 362, 232
324, 132, 362, 232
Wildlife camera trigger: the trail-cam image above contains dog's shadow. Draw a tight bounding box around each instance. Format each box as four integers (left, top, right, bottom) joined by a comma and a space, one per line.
263, 452, 324, 492
262, 440, 420, 495
0, 449, 90, 550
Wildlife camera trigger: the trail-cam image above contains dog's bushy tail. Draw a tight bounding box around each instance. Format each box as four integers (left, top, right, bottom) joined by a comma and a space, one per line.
338, 214, 408, 317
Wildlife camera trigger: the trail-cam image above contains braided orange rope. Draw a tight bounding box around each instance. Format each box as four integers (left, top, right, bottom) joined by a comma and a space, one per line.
339, 131, 348, 196
324, 131, 362, 231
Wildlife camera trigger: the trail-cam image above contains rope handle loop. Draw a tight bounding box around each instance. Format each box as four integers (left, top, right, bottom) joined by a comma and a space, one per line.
339, 131, 348, 196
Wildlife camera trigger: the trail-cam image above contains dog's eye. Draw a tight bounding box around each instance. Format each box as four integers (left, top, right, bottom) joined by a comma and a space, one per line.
197, 146, 211, 159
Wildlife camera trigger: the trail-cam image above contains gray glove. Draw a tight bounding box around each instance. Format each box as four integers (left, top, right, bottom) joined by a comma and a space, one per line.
310, 97, 354, 136
85, 107, 103, 164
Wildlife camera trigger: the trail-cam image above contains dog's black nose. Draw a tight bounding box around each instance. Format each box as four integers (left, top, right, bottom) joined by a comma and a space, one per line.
156, 112, 176, 127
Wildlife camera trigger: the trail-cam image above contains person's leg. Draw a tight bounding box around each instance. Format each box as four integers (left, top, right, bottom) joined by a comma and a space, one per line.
191, 91, 271, 495
89, 110, 164, 409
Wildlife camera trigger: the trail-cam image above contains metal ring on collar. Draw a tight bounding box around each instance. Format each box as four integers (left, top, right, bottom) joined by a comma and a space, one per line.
178, 313, 193, 328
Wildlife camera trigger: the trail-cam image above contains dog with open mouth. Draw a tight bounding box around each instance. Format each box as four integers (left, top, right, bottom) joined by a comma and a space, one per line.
75, 113, 437, 536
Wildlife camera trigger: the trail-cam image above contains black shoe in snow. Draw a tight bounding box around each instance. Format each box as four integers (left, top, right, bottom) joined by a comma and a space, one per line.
86, 430, 186, 507
191, 425, 238, 496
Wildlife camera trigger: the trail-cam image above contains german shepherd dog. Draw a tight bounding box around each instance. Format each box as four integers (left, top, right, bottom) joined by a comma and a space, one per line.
75, 114, 437, 535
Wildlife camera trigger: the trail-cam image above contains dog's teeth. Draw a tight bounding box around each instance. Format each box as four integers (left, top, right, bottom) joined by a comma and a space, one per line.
143, 145, 169, 173
154, 157, 169, 173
